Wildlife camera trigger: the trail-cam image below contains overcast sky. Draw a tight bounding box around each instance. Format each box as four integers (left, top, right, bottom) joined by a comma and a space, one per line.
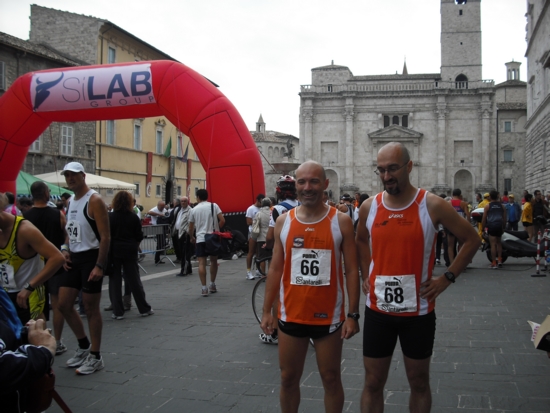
1, 0, 528, 137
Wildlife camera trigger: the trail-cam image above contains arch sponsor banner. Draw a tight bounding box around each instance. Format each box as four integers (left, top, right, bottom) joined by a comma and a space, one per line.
31, 64, 155, 111
0, 60, 265, 213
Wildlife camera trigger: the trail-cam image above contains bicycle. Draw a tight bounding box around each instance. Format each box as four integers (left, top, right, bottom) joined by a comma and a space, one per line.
252, 255, 315, 348
252, 256, 271, 324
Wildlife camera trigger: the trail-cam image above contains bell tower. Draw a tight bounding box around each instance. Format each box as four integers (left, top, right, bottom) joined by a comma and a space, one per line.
440, 0, 482, 83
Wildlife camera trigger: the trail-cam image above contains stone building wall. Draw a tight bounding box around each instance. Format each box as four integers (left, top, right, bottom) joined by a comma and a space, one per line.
29, 5, 101, 64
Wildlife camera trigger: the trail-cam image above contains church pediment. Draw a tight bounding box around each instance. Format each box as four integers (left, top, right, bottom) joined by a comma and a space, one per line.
368, 125, 423, 140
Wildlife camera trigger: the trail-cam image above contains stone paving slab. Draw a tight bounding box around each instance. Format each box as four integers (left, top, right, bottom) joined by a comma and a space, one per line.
44, 250, 550, 412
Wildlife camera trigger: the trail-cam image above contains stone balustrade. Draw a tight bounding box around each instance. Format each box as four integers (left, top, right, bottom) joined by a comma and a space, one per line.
300, 79, 495, 93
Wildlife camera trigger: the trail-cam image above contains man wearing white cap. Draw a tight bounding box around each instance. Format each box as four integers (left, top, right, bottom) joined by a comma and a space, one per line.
57, 162, 110, 375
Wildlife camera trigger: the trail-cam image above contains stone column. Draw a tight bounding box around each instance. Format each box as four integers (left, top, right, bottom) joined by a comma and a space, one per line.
435, 101, 448, 186
480, 105, 492, 184
343, 104, 355, 185
302, 108, 313, 163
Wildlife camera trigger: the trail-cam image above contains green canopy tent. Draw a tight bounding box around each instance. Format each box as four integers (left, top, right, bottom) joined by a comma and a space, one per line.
16, 171, 73, 199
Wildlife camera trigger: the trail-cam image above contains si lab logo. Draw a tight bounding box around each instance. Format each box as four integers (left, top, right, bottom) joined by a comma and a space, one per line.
31, 64, 156, 112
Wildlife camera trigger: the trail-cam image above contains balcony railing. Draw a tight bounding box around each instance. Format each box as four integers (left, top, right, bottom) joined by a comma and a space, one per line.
300, 79, 494, 94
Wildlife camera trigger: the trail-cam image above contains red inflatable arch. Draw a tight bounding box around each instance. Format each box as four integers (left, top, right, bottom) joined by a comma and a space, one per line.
0, 60, 265, 213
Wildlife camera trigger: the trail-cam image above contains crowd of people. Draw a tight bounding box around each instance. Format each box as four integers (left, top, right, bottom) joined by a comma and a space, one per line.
2, 145, 548, 412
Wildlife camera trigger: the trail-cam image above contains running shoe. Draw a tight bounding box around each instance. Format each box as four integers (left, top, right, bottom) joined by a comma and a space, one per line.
209, 283, 217, 293
111, 314, 124, 320
76, 354, 104, 375
201, 287, 209, 297
497, 262, 503, 268
66, 345, 91, 367
255, 270, 263, 278
259, 333, 278, 345
140, 309, 155, 317
246, 271, 255, 280
55, 341, 67, 355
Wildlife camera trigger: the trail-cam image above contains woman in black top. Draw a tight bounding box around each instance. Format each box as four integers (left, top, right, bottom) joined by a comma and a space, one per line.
108, 191, 153, 319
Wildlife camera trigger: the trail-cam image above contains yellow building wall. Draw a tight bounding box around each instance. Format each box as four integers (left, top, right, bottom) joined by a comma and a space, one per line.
94, 27, 206, 212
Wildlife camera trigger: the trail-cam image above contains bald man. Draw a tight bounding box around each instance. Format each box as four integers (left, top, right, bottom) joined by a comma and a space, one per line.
356, 142, 480, 412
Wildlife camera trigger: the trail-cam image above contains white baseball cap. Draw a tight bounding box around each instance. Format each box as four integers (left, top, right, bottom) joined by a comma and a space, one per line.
61, 162, 85, 175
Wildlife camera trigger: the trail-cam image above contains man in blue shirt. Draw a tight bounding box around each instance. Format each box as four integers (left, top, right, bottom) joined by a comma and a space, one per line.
505, 194, 521, 231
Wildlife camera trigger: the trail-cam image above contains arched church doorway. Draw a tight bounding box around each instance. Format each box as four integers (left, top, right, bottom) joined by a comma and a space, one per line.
453, 170, 473, 204
326, 169, 338, 203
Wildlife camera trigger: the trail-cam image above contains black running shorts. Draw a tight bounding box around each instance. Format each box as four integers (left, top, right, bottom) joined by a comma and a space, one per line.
363, 306, 436, 360
278, 320, 344, 340
59, 249, 103, 294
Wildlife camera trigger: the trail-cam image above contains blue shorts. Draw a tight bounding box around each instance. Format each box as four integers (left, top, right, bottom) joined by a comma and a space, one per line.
194, 242, 210, 258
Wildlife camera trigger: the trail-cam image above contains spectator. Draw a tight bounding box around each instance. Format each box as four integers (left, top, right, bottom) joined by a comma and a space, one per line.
0, 288, 57, 413
3, 192, 22, 216
532, 190, 549, 237
251, 198, 272, 275
147, 201, 170, 264
188, 189, 225, 297
24, 181, 69, 355
505, 194, 521, 231
521, 193, 534, 242
108, 191, 153, 320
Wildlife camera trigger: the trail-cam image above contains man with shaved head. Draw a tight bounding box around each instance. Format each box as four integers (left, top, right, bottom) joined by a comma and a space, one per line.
261, 160, 360, 412
356, 142, 480, 412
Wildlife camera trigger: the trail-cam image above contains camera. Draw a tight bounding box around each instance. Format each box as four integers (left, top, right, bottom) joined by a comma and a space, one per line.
20, 326, 29, 344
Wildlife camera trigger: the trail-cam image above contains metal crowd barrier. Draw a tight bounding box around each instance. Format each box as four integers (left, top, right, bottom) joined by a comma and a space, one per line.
139, 224, 176, 271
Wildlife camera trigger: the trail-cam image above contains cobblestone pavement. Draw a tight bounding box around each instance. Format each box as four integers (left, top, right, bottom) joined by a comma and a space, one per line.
46, 250, 550, 412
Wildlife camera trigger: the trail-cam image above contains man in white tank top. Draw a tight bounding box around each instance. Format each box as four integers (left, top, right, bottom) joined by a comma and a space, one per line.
57, 162, 110, 375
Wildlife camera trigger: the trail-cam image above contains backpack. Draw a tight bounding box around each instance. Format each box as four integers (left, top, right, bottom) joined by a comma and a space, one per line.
251, 211, 261, 238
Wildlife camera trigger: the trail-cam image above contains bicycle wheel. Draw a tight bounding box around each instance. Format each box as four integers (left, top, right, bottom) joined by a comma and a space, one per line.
252, 276, 267, 324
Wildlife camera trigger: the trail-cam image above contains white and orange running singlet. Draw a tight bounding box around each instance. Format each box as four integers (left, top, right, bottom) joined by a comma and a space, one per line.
366, 189, 437, 317
278, 206, 345, 325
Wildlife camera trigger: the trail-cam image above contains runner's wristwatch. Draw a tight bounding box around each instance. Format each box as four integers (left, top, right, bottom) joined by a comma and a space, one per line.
444, 271, 456, 283
347, 313, 360, 321
23, 282, 35, 292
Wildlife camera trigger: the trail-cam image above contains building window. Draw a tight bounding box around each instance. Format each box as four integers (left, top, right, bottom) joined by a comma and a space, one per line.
177, 186, 182, 196
108, 47, 116, 64
133, 121, 142, 150
505, 121, 513, 132
156, 128, 163, 154
544, 141, 548, 169
106, 120, 115, 145
155, 184, 161, 197
61, 125, 73, 155
135, 183, 140, 196
455, 74, 468, 89
29, 135, 42, 153
383, 114, 410, 128
503, 149, 513, 162
504, 179, 512, 192
327, 84, 333, 92
176, 132, 183, 157
0, 61, 5, 91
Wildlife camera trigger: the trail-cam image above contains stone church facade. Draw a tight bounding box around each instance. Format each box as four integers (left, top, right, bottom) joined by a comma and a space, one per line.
251, 115, 300, 198
299, 0, 526, 203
